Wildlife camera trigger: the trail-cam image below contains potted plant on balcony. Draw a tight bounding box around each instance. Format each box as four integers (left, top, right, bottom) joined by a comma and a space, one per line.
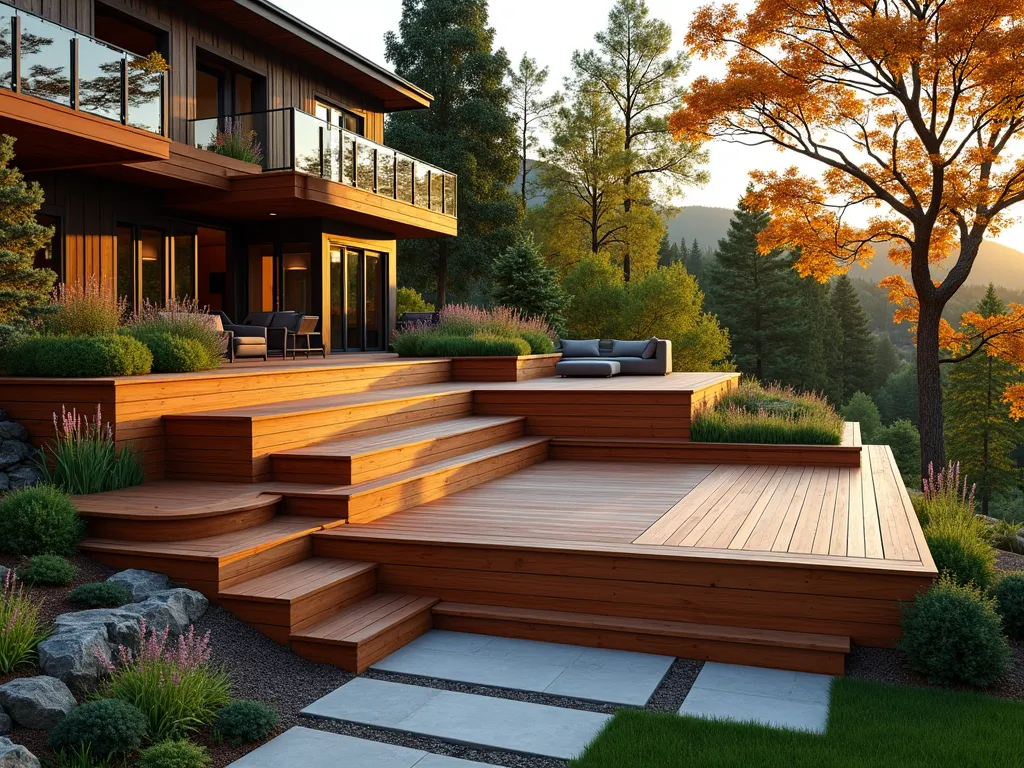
208, 117, 264, 166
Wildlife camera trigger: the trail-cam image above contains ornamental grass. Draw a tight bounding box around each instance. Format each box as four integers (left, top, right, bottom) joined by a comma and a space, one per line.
95, 619, 232, 742
392, 304, 556, 357
0, 569, 47, 674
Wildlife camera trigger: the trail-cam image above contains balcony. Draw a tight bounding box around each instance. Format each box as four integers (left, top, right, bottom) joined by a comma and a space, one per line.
175, 108, 457, 237
0, 1, 169, 170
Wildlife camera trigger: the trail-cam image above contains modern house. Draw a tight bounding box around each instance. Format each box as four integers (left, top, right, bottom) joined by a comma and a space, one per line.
0, 0, 456, 351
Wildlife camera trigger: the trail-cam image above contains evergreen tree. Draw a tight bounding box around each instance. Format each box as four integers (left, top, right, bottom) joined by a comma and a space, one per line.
877, 419, 922, 488
0, 135, 55, 324
841, 392, 883, 443
876, 362, 919, 425
830, 275, 876, 402
491, 234, 568, 333
385, 0, 520, 305
703, 197, 804, 383
509, 54, 561, 208
686, 239, 704, 283
872, 334, 901, 394
657, 233, 683, 267
944, 285, 1023, 514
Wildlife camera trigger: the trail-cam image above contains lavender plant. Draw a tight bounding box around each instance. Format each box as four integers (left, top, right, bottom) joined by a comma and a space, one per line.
208, 118, 263, 166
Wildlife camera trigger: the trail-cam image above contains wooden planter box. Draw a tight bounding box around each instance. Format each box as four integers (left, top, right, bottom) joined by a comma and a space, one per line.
449, 353, 561, 382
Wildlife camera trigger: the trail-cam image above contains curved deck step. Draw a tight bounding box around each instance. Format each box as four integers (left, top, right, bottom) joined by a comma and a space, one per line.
432, 602, 850, 676
271, 416, 526, 484
284, 437, 550, 523
291, 593, 439, 672
218, 558, 378, 643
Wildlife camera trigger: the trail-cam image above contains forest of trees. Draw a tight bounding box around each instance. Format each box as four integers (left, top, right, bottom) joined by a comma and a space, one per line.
384, 0, 1024, 512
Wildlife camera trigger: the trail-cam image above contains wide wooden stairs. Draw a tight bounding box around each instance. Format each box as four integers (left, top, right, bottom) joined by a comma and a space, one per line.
78, 366, 854, 676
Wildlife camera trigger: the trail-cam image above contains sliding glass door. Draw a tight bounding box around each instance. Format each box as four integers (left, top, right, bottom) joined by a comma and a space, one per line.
329, 244, 386, 352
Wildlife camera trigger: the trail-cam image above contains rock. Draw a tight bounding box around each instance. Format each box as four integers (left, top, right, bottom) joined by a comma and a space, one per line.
106, 570, 170, 602
147, 589, 209, 624
0, 711, 9, 735
0, 442, 27, 471
38, 628, 111, 690
7, 466, 40, 491
0, 677, 76, 730
53, 609, 141, 650
0, 423, 28, 442
0, 409, 10, 422
0, 474, 9, 493
121, 596, 190, 637
0, 738, 39, 768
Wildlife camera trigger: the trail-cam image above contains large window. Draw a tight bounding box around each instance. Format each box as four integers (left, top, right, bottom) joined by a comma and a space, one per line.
173, 234, 196, 302
139, 228, 164, 307
34, 214, 61, 282
117, 226, 195, 310
315, 100, 364, 135
116, 224, 135, 312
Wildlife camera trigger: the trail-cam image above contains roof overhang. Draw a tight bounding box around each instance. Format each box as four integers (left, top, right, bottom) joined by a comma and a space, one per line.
180, 0, 432, 112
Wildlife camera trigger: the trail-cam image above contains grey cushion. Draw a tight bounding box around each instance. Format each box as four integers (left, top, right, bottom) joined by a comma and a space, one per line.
601, 357, 667, 375
270, 312, 301, 330
555, 359, 621, 377
642, 337, 658, 359
560, 338, 600, 358
244, 312, 275, 327
610, 339, 648, 358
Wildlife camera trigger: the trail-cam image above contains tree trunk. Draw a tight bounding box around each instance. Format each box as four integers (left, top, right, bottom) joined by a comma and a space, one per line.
435, 239, 449, 307
622, 196, 632, 283
916, 298, 945, 479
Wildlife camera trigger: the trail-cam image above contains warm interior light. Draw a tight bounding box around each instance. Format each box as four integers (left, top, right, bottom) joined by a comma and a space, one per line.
283, 252, 308, 271
269, 212, 277, 216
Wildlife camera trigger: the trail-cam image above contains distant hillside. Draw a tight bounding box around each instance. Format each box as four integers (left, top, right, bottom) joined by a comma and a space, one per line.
665, 206, 735, 251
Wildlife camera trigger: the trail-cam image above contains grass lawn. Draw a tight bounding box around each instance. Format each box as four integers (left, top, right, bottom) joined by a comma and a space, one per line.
569, 678, 1024, 768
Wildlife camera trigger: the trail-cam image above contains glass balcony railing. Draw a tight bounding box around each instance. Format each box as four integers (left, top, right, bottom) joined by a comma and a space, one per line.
188, 108, 457, 218
0, 1, 165, 135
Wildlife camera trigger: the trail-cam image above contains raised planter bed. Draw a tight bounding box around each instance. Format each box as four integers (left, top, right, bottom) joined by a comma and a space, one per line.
448, 353, 562, 382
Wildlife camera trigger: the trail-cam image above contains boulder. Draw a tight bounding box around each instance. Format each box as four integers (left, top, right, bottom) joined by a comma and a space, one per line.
0, 739, 39, 768
0, 442, 27, 471
0, 474, 9, 494
0, 677, 76, 730
53, 609, 141, 650
0, 710, 9, 735
7, 466, 40, 491
38, 627, 111, 690
147, 589, 209, 624
0, 422, 28, 443
120, 596, 190, 637
106, 570, 170, 602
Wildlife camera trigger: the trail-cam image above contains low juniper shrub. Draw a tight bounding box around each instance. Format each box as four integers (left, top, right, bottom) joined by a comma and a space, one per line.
0, 485, 83, 556
214, 699, 278, 746
17, 554, 77, 586
47, 698, 148, 758
139, 739, 212, 768
991, 572, 1024, 640
68, 582, 132, 609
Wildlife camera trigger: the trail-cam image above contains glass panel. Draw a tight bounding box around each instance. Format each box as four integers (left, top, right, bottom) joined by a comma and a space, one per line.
347, 249, 360, 349
329, 245, 343, 352
443, 174, 456, 216
342, 109, 363, 135
395, 155, 413, 203
356, 140, 375, 191
282, 244, 311, 314
414, 163, 429, 208
0, 14, 14, 91
322, 123, 341, 182
247, 244, 274, 312
173, 234, 195, 302
126, 54, 163, 134
116, 225, 135, 314
342, 131, 356, 185
20, 14, 73, 106
377, 151, 395, 199
365, 252, 384, 350
192, 117, 218, 151
293, 109, 323, 176
430, 171, 443, 212
34, 213, 59, 280
139, 228, 165, 307
195, 68, 220, 120
235, 73, 253, 113
77, 37, 122, 122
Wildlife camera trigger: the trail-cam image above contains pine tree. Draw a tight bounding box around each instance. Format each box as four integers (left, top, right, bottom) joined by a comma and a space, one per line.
842, 391, 883, 442
872, 334, 901, 394
944, 285, 1023, 514
0, 135, 55, 324
829, 275, 876, 402
385, 0, 521, 305
509, 54, 561, 208
491, 234, 568, 332
686, 239, 704, 282
703, 197, 804, 383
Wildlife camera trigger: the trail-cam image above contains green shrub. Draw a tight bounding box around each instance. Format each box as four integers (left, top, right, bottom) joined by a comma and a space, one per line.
43, 280, 126, 337
840, 391, 882, 442
48, 698, 148, 759
129, 330, 218, 373
395, 331, 531, 357
68, 582, 132, 609
396, 286, 434, 315
0, 570, 46, 673
393, 303, 555, 357
37, 404, 145, 495
899, 577, 1010, 687
925, 514, 996, 589
18, 554, 76, 586
214, 700, 277, 746
139, 740, 211, 768
518, 329, 555, 355
992, 572, 1024, 639
124, 301, 223, 373
0, 485, 83, 555
691, 381, 844, 445
875, 419, 921, 488
7, 335, 152, 377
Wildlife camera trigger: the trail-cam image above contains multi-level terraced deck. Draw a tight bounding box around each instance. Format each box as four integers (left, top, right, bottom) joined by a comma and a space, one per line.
0, 357, 935, 677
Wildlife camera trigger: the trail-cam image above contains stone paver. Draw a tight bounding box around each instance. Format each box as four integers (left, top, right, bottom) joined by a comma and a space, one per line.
373, 629, 673, 705
302, 678, 612, 759
227, 727, 490, 767
679, 662, 832, 734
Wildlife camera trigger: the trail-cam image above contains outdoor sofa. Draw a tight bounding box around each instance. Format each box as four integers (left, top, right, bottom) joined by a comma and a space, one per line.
555, 338, 672, 377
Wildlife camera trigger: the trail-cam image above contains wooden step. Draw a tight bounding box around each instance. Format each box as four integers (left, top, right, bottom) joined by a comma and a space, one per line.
290, 593, 439, 672
80, 515, 344, 595
432, 603, 850, 676
284, 437, 550, 522
218, 558, 378, 644
271, 416, 527, 484
163, 383, 476, 482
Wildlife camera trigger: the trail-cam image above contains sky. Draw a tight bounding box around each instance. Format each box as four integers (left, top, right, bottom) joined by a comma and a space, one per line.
276, 0, 1023, 248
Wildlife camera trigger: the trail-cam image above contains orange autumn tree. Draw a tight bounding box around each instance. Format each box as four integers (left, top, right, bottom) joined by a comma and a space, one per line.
671, 0, 1024, 474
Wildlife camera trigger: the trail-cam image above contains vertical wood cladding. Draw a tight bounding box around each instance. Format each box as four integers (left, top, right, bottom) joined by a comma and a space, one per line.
8, 0, 386, 143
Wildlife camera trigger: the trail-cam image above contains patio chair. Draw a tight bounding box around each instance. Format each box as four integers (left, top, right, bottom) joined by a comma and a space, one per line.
292, 315, 325, 358
210, 312, 268, 362
267, 311, 302, 359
